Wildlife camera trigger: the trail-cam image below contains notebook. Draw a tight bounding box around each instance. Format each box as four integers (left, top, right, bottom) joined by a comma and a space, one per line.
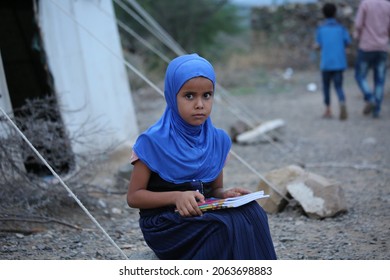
197, 190, 269, 212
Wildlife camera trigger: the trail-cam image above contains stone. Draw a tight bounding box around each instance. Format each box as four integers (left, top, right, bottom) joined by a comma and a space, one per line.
128, 250, 159, 260
287, 174, 348, 219
257, 165, 348, 218
257, 165, 305, 213
236, 119, 285, 144
229, 120, 251, 143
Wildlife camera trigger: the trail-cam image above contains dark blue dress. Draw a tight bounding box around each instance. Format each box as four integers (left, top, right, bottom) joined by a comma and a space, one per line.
138, 172, 277, 260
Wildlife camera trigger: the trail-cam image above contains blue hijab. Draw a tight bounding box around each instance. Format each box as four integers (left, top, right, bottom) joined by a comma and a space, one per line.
133, 54, 231, 184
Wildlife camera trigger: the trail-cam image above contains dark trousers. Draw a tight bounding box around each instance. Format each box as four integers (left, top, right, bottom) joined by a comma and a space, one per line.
321, 70, 346, 107
354, 49, 388, 115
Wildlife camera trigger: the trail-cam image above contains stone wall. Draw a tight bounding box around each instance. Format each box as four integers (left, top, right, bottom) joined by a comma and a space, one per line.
250, 0, 359, 69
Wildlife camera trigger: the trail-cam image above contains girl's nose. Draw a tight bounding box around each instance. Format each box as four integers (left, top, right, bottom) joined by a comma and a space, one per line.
195, 98, 204, 109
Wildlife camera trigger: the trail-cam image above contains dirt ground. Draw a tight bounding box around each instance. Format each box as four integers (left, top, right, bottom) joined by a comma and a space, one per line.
1, 68, 389, 260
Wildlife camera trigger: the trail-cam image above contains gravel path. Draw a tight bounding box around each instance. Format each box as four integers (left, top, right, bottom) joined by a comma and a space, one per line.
1, 69, 389, 260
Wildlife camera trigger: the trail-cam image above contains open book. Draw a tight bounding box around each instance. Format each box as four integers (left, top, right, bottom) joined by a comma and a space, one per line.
197, 190, 269, 212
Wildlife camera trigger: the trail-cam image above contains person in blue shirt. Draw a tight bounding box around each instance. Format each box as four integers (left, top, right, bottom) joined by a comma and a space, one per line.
315, 3, 351, 120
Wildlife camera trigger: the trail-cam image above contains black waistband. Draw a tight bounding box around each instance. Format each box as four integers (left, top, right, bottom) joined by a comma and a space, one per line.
147, 172, 213, 197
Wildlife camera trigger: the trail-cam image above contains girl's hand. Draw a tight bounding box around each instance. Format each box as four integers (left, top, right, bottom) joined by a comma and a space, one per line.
222, 187, 251, 199
175, 191, 205, 217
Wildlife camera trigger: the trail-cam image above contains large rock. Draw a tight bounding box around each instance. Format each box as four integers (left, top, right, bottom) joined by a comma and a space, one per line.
257, 165, 305, 213
257, 165, 348, 218
236, 119, 285, 145
287, 173, 348, 219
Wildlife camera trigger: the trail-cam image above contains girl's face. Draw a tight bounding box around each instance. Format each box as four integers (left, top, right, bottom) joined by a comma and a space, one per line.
176, 77, 214, 126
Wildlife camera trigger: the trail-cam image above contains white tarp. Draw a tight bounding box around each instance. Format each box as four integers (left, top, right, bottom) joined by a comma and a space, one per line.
38, 0, 138, 157
0, 51, 14, 138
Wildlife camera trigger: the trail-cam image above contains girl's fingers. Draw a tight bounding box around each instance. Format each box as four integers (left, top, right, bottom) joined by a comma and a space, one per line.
194, 191, 205, 204
176, 191, 206, 216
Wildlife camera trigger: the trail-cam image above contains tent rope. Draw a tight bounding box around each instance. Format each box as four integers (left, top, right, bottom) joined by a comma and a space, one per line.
99, 1, 171, 63
119, 0, 186, 56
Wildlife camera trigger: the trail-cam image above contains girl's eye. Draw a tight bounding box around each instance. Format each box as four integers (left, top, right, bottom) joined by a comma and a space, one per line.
185, 94, 194, 100
204, 92, 213, 99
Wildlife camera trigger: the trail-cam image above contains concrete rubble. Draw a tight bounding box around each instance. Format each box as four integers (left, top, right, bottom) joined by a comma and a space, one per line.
257, 165, 348, 219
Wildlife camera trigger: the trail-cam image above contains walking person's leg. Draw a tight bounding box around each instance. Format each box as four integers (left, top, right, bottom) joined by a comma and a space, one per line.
372, 52, 388, 118
322, 71, 332, 118
333, 70, 347, 120
355, 49, 374, 115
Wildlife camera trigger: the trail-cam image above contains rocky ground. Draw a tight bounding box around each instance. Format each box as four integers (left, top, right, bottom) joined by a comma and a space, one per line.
1, 68, 389, 260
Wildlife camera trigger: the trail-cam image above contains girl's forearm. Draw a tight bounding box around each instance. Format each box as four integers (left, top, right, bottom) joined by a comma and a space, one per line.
127, 189, 181, 209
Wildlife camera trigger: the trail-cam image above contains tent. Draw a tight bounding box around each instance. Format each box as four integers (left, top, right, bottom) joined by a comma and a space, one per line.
0, 0, 138, 173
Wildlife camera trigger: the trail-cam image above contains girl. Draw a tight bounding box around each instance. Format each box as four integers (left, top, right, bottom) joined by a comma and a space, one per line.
127, 54, 277, 260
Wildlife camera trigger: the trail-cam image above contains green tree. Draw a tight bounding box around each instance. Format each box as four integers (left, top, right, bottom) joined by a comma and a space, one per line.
115, 0, 243, 59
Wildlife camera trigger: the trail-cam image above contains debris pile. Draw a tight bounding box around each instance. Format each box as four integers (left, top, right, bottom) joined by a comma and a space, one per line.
257, 165, 348, 219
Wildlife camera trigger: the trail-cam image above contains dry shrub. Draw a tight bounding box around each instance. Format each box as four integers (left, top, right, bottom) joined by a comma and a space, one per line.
0, 96, 120, 217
